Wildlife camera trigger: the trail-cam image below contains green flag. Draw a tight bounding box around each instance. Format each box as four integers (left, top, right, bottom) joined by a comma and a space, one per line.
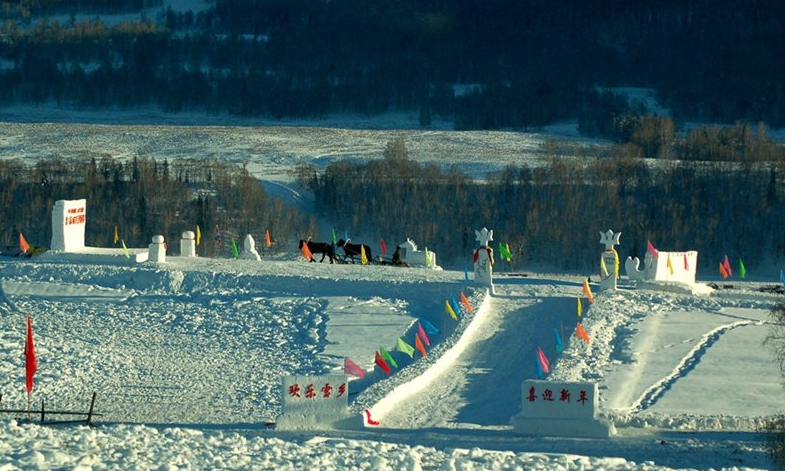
380, 346, 398, 368
739, 258, 746, 279
231, 239, 239, 258
332, 228, 337, 244
396, 338, 415, 358
121, 239, 130, 259
499, 242, 513, 262
425, 246, 430, 267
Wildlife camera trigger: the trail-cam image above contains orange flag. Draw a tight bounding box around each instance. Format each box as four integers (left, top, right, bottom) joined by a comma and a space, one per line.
460, 292, 473, 312
576, 322, 591, 344
265, 229, 272, 249
415, 333, 427, 358
19, 233, 30, 254
719, 262, 728, 279
582, 279, 594, 304
301, 241, 313, 261
113, 225, 119, 244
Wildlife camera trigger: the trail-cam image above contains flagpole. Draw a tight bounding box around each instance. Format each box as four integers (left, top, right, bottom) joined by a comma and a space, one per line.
26, 392, 31, 422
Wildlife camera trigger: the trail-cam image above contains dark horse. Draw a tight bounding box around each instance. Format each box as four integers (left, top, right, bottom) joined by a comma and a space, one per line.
336, 238, 373, 264
298, 239, 338, 263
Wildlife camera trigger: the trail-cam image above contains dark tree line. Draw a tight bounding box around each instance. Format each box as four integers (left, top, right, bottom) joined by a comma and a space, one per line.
1, 0, 785, 130
302, 138, 785, 270
0, 156, 313, 257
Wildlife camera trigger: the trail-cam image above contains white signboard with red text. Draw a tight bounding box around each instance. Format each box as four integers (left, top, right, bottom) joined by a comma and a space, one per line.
276, 374, 352, 430
510, 380, 615, 438
51, 199, 86, 252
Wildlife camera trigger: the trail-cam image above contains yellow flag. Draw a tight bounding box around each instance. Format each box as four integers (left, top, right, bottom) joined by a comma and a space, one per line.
577, 296, 582, 317
582, 279, 594, 304
445, 300, 457, 320
360, 245, 368, 265
600, 256, 609, 277
121, 239, 130, 259
113, 225, 119, 244
196, 225, 201, 246
425, 246, 431, 267
667, 255, 674, 275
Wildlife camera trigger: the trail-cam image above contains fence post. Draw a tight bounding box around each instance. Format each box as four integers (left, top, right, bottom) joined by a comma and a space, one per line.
40, 399, 45, 423
86, 392, 97, 426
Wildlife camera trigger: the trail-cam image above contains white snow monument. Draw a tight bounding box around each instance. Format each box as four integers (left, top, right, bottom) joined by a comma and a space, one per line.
51, 199, 87, 252
473, 227, 495, 294
241, 234, 262, 261
148, 235, 166, 263
397, 238, 439, 269
598, 229, 621, 291
180, 231, 196, 257
626, 248, 699, 286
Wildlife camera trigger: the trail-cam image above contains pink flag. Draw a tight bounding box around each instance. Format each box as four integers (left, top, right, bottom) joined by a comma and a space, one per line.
418, 322, 431, 346
646, 240, 659, 259
723, 255, 732, 277
25, 315, 37, 395
537, 347, 550, 374
344, 357, 365, 379
684, 253, 689, 271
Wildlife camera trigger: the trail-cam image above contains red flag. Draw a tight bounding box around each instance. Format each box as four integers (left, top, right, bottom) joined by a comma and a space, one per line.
19, 233, 30, 254
415, 333, 428, 358
537, 347, 550, 374
374, 351, 391, 375
380, 238, 387, 255
646, 240, 659, 259
684, 253, 690, 271
460, 291, 473, 312
25, 315, 37, 394
344, 357, 366, 379
417, 322, 431, 347
576, 322, 591, 345
719, 262, 728, 279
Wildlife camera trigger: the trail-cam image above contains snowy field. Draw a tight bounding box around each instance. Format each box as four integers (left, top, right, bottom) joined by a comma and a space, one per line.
0, 254, 781, 470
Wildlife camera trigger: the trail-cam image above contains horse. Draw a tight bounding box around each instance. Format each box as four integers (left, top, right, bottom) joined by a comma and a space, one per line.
298, 239, 338, 263
336, 238, 373, 264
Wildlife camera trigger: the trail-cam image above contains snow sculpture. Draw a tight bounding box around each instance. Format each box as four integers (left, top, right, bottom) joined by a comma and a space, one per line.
510, 380, 615, 438
598, 230, 621, 291
241, 234, 261, 261
397, 238, 439, 269
180, 231, 196, 258
276, 374, 353, 430
626, 250, 698, 285
473, 228, 495, 294
148, 235, 166, 263
51, 199, 86, 252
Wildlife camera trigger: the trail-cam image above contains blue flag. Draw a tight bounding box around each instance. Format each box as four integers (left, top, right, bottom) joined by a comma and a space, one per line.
781, 269, 785, 287
535, 352, 544, 378
554, 329, 563, 353
450, 297, 461, 315
419, 318, 440, 335
464, 263, 469, 282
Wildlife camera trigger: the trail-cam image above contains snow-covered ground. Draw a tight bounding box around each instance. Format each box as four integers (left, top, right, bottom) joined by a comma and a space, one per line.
0, 255, 780, 470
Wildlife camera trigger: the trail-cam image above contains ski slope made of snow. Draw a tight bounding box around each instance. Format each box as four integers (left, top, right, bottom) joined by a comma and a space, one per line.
0, 253, 780, 470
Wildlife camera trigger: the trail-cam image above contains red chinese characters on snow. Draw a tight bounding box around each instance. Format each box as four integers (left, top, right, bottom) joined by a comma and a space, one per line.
287, 381, 347, 400
65, 207, 86, 225
526, 386, 588, 406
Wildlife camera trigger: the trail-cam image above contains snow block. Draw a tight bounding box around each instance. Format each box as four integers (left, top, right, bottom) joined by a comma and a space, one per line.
510, 380, 615, 438
626, 251, 698, 285
51, 199, 86, 252
276, 375, 352, 430
180, 231, 196, 257
398, 238, 440, 269
148, 235, 166, 263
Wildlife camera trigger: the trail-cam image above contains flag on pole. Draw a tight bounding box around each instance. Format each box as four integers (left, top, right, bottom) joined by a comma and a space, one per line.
381, 238, 387, 255
582, 279, 594, 304
537, 347, 550, 374
196, 225, 201, 246
576, 322, 591, 344
445, 300, 457, 320
420, 318, 439, 335
374, 351, 391, 375
577, 296, 583, 317
332, 229, 337, 245
360, 245, 369, 265
121, 239, 130, 259
647, 240, 659, 259
301, 241, 313, 261
396, 338, 415, 358
19, 233, 30, 254
450, 297, 461, 316
499, 242, 513, 262
113, 225, 119, 244
719, 262, 728, 279
265, 229, 272, 249
684, 253, 689, 271
418, 322, 431, 346
344, 357, 366, 378
667, 255, 674, 275
380, 347, 398, 368
739, 259, 746, 279
600, 256, 609, 277
25, 315, 37, 395
555, 328, 564, 353
723, 255, 733, 277
231, 239, 239, 258
464, 263, 469, 282
460, 291, 473, 312
415, 334, 427, 357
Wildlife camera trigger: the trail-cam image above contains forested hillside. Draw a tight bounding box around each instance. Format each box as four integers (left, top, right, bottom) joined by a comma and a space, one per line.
1, 0, 784, 131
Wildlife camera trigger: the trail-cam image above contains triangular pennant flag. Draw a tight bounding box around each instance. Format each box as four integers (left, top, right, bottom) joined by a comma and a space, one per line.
555, 328, 564, 353
647, 240, 659, 259
667, 255, 674, 275
460, 291, 473, 312
723, 255, 733, 277
374, 351, 391, 375
381, 238, 387, 255
113, 225, 119, 244
600, 256, 609, 277
415, 333, 427, 357
719, 262, 728, 279
360, 245, 369, 265
332, 229, 337, 245
535, 353, 544, 378
380, 347, 398, 368
577, 296, 583, 317
445, 300, 457, 320
582, 279, 594, 304
739, 259, 746, 279
121, 239, 130, 259
265, 229, 272, 249
684, 253, 689, 271
396, 338, 415, 358
344, 357, 366, 379
506, 243, 512, 261
196, 225, 201, 246
25, 315, 37, 395
450, 297, 461, 315
499, 242, 513, 262
418, 322, 431, 346
576, 322, 591, 344
231, 239, 239, 258
19, 233, 30, 254
537, 347, 550, 374
301, 241, 313, 261
420, 318, 439, 335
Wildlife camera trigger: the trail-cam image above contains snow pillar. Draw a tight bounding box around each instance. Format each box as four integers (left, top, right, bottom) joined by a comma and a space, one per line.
148, 235, 166, 263
598, 230, 621, 291
241, 234, 261, 261
51, 199, 86, 252
180, 231, 196, 257
473, 227, 495, 295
